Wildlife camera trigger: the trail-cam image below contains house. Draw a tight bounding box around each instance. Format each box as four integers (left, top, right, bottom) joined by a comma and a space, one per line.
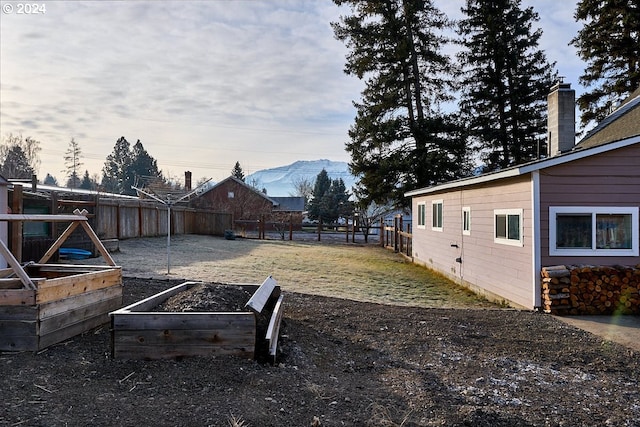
190, 176, 276, 221
190, 176, 305, 232
405, 83, 640, 309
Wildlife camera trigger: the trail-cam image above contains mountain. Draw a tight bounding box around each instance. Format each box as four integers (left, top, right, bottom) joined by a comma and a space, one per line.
245, 159, 356, 197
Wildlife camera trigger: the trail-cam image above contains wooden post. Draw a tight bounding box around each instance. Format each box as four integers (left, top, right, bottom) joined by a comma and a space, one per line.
394, 215, 399, 253
317, 218, 322, 242
10, 184, 23, 262
398, 215, 404, 255
138, 200, 143, 237
346, 218, 349, 243
380, 218, 385, 247
50, 190, 59, 241
352, 216, 356, 242
288, 214, 293, 241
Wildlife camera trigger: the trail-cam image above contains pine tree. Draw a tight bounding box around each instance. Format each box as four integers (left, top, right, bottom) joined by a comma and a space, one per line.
79, 170, 96, 190
43, 173, 58, 186
0, 134, 41, 178
333, 0, 469, 206
457, 0, 556, 171
0, 145, 33, 178
129, 140, 162, 184
231, 161, 245, 181
570, 0, 640, 129
63, 138, 83, 188
101, 136, 132, 194
307, 169, 332, 222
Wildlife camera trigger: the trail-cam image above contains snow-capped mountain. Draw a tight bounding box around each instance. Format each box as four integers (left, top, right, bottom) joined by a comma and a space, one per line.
245, 159, 356, 196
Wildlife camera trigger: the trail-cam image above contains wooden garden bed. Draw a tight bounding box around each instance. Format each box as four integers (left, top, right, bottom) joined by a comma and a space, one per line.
0, 211, 122, 351
110, 276, 284, 361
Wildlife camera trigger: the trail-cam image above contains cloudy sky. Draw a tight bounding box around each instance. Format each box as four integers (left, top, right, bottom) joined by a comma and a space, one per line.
0, 0, 584, 184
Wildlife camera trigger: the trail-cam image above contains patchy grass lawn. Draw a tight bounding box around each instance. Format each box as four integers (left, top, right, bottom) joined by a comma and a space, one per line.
90, 235, 496, 309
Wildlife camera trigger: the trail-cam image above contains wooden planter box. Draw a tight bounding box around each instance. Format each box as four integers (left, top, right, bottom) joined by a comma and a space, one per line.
0, 264, 123, 351
110, 276, 284, 361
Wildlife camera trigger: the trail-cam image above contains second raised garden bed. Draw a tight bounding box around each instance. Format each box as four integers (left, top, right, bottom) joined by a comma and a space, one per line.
110, 276, 284, 362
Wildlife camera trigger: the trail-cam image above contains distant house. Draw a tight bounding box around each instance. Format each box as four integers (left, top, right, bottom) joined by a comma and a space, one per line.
405, 83, 640, 309
190, 176, 277, 220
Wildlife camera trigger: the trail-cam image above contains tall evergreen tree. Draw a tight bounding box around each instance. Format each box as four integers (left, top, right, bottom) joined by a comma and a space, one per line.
129, 140, 162, 184
63, 138, 83, 188
79, 170, 96, 190
101, 136, 132, 194
307, 169, 332, 222
0, 145, 33, 178
0, 134, 41, 177
43, 173, 58, 186
231, 161, 245, 181
332, 0, 469, 207
570, 0, 640, 129
457, 0, 556, 171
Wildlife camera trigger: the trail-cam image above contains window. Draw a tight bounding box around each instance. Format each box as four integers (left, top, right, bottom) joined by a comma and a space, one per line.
417, 203, 426, 228
494, 209, 523, 246
462, 207, 471, 235
550, 206, 639, 256
227, 191, 234, 199
432, 200, 443, 231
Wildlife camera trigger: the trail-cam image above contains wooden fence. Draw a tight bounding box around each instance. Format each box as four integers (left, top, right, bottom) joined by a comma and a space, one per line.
381, 215, 412, 259
94, 198, 232, 240
9, 188, 233, 262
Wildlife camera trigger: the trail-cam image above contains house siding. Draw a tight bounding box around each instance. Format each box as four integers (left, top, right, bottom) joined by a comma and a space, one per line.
412, 175, 535, 308
540, 143, 640, 267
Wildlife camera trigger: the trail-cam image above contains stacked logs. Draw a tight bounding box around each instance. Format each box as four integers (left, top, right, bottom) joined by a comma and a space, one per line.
541, 265, 640, 315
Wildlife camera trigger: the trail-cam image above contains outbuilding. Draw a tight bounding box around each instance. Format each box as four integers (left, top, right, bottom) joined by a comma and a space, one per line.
405, 84, 640, 309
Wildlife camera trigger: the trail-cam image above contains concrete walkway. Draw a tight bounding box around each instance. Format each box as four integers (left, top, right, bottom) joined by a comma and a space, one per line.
556, 315, 640, 352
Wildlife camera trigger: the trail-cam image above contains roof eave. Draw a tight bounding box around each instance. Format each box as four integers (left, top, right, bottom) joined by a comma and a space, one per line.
405, 135, 640, 198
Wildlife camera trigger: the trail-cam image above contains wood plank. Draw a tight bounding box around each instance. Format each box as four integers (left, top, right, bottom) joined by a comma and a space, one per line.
111, 312, 255, 330
0, 289, 36, 305
245, 276, 277, 314
113, 327, 255, 346
0, 278, 23, 289
39, 285, 123, 319
112, 282, 195, 313
38, 310, 113, 349
0, 239, 35, 289
0, 214, 88, 222
112, 342, 255, 360
36, 269, 122, 304
39, 294, 123, 335
266, 294, 284, 359
0, 319, 37, 336
0, 304, 37, 321
0, 332, 38, 351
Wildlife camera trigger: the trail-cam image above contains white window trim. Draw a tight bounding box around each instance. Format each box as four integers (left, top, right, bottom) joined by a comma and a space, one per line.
549, 206, 639, 256
462, 206, 471, 235
431, 199, 443, 232
494, 209, 524, 247
417, 202, 426, 229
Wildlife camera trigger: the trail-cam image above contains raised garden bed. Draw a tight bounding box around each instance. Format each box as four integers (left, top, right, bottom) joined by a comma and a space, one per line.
0, 212, 122, 352
109, 276, 284, 361
0, 263, 122, 352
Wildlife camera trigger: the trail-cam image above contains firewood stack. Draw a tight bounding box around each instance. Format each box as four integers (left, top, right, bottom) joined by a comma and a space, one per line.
541, 265, 640, 315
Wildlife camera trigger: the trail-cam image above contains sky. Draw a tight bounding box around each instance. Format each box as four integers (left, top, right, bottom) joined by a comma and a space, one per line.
0, 0, 585, 185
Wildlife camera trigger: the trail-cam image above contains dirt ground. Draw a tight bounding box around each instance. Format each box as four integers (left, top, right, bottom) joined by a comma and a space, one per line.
2, 235, 640, 426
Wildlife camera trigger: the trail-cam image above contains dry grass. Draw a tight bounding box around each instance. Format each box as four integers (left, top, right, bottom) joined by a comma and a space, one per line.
87, 234, 495, 309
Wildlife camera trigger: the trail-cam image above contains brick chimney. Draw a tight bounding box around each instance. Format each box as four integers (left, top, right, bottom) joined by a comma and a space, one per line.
184, 171, 192, 191
547, 81, 575, 156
